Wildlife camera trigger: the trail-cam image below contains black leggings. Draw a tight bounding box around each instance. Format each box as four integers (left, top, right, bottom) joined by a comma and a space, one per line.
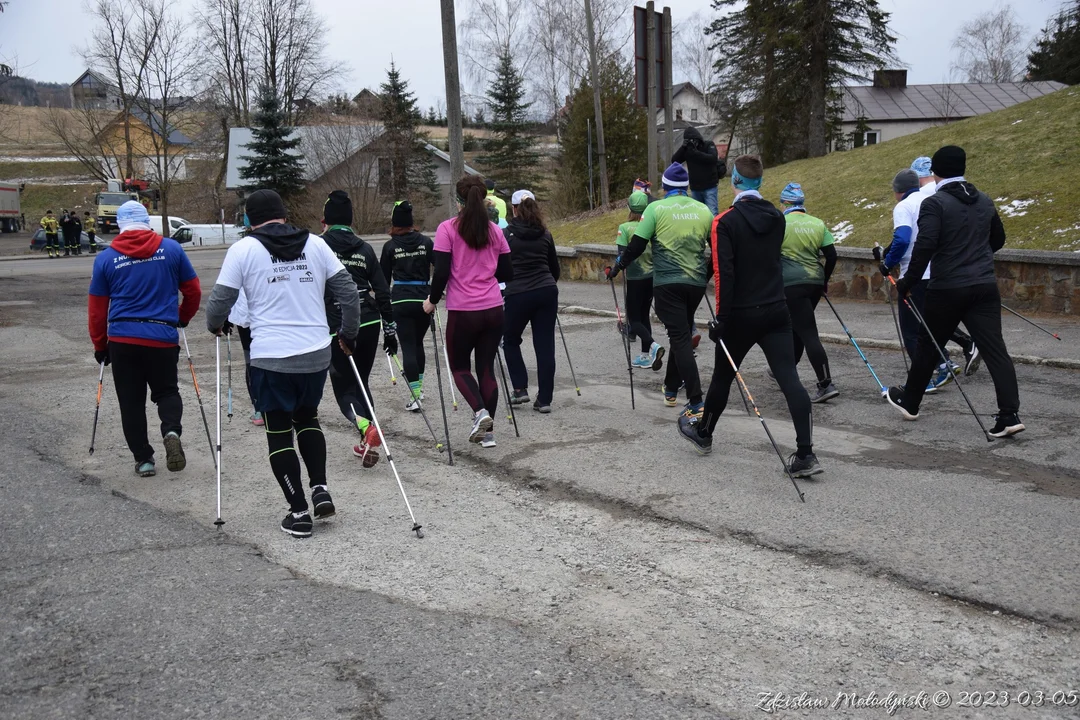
264, 405, 326, 513
702, 302, 815, 455
784, 283, 831, 385
328, 323, 380, 423
625, 277, 655, 353
446, 306, 504, 415
237, 326, 257, 409
653, 283, 706, 403
393, 301, 430, 384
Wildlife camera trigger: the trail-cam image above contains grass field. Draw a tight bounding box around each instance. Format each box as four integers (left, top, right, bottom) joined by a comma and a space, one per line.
19, 184, 102, 227
551, 86, 1080, 252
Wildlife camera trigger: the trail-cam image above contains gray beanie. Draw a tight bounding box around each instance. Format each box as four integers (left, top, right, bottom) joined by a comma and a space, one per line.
892, 168, 919, 194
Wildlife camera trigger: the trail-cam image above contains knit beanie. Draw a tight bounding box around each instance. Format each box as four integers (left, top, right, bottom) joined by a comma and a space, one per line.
323, 190, 352, 226
392, 200, 414, 228
628, 191, 649, 214
245, 189, 288, 227
116, 200, 150, 230
779, 182, 804, 205
892, 169, 920, 194
661, 163, 689, 189
484, 179, 495, 192
931, 146, 966, 179
910, 156, 933, 178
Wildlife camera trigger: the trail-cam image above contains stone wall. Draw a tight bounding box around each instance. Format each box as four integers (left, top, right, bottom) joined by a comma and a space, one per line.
556, 245, 1080, 315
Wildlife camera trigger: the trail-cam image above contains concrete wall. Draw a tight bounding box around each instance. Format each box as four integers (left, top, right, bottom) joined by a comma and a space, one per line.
556, 244, 1080, 316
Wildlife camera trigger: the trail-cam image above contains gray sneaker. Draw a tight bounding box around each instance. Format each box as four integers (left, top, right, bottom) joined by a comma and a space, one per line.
163, 431, 186, 472
480, 432, 497, 448
811, 383, 839, 404
469, 410, 493, 443
532, 400, 552, 414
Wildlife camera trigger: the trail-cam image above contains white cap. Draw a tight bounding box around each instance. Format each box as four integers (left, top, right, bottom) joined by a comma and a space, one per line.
511, 189, 535, 205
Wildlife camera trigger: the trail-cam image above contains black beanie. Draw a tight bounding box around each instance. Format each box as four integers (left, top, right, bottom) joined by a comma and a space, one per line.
484, 179, 495, 191
931, 145, 966, 179
245, 189, 288, 227
323, 190, 352, 226
391, 200, 414, 228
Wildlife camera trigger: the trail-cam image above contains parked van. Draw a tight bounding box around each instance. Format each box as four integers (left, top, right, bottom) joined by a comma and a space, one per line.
148, 215, 192, 238
172, 224, 246, 247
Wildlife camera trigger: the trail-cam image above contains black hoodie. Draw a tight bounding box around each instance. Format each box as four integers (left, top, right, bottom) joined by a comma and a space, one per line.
321, 227, 393, 330
671, 127, 724, 191
503, 217, 560, 296
711, 195, 787, 328
249, 222, 311, 262
379, 230, 434, 303
902, 180, 1006, 293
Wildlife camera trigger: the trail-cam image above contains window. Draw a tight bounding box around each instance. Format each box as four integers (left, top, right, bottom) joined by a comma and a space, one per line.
690, 108, 698, 121
675, 109, 683, 121
864, 130, 880, 145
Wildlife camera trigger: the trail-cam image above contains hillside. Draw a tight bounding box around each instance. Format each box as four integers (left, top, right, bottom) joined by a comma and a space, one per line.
551, 86, 1080, 252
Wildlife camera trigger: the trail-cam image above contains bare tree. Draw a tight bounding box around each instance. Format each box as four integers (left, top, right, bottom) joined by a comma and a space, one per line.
254, 0, 332, 124
952, 5, 1029, 83
43, 105, 125, 184
198, 0, 254, 127
675, 12, 720, 124
301, 120, 385, 231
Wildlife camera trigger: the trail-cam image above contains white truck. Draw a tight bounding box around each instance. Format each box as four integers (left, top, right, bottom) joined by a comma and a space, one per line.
0, 181, 22, 233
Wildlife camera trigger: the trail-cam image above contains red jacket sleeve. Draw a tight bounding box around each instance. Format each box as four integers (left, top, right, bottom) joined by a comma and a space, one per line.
178, 276, 202, 326
88, 294, 109, 351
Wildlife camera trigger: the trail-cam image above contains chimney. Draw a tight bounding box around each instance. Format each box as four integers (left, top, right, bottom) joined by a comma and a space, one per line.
873, 69, 908, 89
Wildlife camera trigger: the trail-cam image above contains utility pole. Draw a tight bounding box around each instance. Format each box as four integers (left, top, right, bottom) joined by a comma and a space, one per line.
662, 7, 674, 164
440, 0, 465, 214
584, 0, 609, 207
645, 1, 658, 190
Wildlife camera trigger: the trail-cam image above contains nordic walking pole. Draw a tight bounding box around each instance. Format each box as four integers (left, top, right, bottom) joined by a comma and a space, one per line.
495, 346, 520, 437
1001, 303, 1062, 340
704, 293, 751, 416
435, 309, 458, 411
226, 331, 233, 421
874, 244, 909, 373
821, 294, 888, 396
387, 352, 398, 385
89, 360, 105, 454
607, 273, 635, 409
180, 328, 218, 468
429, 315, 454, 465
717, 337, 806, 503
214, 335, 223, 528
555, 312, 581, 396
391, 352, 447, 456
887, 275, 992, 442
343, 346, 424, 538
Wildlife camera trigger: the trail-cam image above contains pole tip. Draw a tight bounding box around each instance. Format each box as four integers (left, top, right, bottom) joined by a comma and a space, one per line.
412, 523, 424, 539
214, 518, 225, 527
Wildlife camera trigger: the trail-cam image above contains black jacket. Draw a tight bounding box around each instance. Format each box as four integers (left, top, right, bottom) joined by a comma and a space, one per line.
503, 218, 560, 296
901, 180, 1006, 294
671, 127, 723, 191
380, 230, 433, 303
712, 196, 787, 328
321, 227, 392, 331
249, 222, 310, 261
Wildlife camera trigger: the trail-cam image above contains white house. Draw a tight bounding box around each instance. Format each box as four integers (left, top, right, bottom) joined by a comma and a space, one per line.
655, 82, 712, 126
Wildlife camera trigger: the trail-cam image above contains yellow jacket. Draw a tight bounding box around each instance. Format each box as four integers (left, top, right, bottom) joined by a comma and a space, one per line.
40, 215, 59, 233
487, 190, 507, 220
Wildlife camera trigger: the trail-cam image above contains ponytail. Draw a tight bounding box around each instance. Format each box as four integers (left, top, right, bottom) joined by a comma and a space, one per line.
455, 175, 491, 250
515, 196, 545, 233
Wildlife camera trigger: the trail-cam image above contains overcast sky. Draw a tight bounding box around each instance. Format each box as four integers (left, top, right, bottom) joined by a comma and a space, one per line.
0, 0, 1064, 111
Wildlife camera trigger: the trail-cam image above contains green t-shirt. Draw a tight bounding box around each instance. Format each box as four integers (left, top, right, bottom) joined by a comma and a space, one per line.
616, 220, 654, 280
781, 210, 835, 287
632, 194, 713, 287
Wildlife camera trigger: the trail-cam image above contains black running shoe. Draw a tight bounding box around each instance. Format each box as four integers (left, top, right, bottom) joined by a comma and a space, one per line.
532, 400, 552, 414
281, 511, 313, 538
678, 414, 712, 455
311, 485, 336, 519
988, 413, 1025, 438
787, 452, 824, 478
811, 382, 839, 403
885, 387, 919, 421
509, 389, 530, 405
964, 344, 982, 376
163, 431, 185, 472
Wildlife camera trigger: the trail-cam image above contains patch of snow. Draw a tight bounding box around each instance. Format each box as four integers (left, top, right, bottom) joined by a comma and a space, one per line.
852, 198, 878, 210
831, 221, 853, 242
994, 197, 1008, 202
1011, 119, 1024, 125
1053, 223, 1080, 235
999, 199, 1036, 218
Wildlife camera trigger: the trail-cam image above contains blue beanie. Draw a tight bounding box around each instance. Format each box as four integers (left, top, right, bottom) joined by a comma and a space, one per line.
780, 182, 804, 205
910, 156, 933, 178
661, 163, 689, 189
116, 200, 149, 230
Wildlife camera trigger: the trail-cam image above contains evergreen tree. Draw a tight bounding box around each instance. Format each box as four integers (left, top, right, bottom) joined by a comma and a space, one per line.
1028, 1, 1080, 85
240, 84, 306, 199
378, 62, 437, 199
477, 48, 539, 192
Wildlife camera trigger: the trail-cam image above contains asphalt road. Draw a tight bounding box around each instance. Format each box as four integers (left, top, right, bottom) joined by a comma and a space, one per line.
1, 246, 1078, 718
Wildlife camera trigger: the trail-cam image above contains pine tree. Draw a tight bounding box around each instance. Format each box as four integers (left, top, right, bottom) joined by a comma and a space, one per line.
378, 62, 437, 199
477, 48, 538, 192
240, 84, 306, 199
1028, 1, 1080, 85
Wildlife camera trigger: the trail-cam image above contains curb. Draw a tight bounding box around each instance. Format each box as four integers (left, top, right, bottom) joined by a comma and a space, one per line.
558, 305, 1080, 371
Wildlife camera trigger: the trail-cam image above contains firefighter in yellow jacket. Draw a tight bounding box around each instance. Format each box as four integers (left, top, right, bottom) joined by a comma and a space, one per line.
40, 210, 60, 258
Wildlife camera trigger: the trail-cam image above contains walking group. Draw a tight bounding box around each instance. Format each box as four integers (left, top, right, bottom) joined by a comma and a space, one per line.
86, 140, 1027, 537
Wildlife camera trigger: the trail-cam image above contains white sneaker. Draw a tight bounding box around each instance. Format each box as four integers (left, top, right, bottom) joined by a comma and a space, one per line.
406, 397, 422, 412
469, 410, 493, 443
480, 431, 496, 448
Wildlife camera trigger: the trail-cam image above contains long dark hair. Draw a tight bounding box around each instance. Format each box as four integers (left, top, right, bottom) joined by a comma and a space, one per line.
515, 196, 545, 233
455, 175, 491, 250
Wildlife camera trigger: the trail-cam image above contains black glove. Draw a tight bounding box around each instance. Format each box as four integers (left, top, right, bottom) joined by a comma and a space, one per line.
707, 319, 724, 344
383, 332, 398, 356
94, 349, 110, 366
338, 332, 358, 354
879, 263, 891, 278
872, 245, 883, 262
605, 263, 622, 280
894, 277, 912, 299
178, 320, 188, 329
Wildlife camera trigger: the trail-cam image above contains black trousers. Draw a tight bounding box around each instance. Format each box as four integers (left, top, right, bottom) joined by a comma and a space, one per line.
901, 283, 1019, 415
45, 232, 60, 254
899, 279, 974, 362
328, 324, 380, 424
87, 231, 97, 253
702, 302, 815, 454
503, 285, 558, 405
393, 301, 430, 384
625, 277, 655, 353
109, 341, 183, 464
784, 283, 831, 386
62, 230, 78, 253
653, 283, 706, 403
